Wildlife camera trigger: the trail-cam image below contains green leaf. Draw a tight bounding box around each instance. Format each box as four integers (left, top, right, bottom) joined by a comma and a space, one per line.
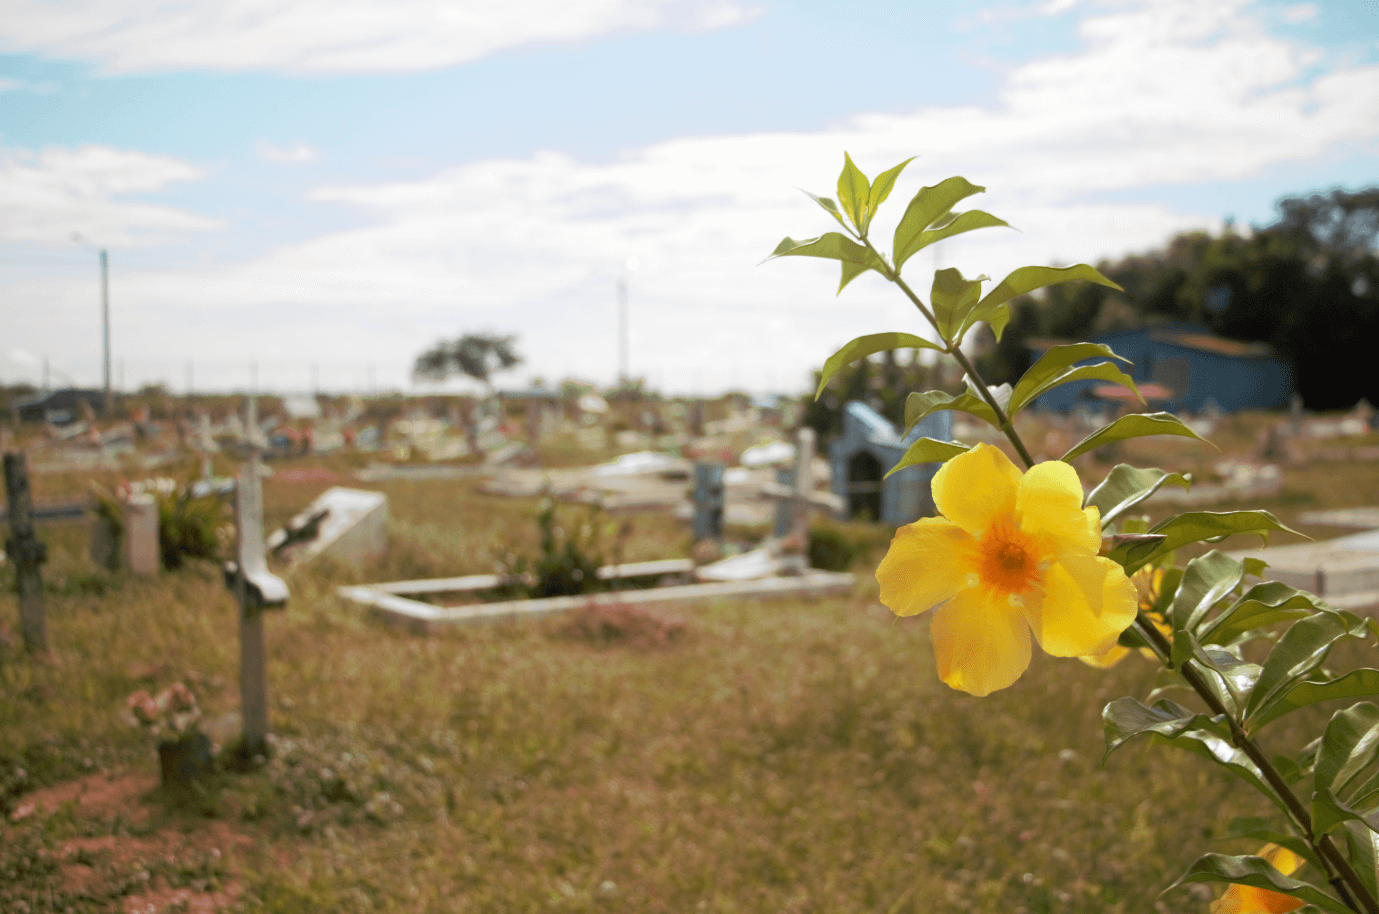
837, 152, 871, 233
892, 176, 987, 269
1311, 786, 1379, 839
930, 268, 989, 344
866, 158, 914, 232
814, 333, 944, 399
897, 210, 1011, 275
802, 191, 849, 230
1316, 703, 1379, 796
1247, 613, 1370, 722
1008, 343, 1131, 414
1087, 464, 1193, 528
1221, 816, 1325, 871
1102, 696, 1233, 759
1129, 510, 1299, 574
1252, 670, 1379, 731
884, 438, 970, 479
765, 232, 888, 293
904, 389, 998, 431
1343, 820, 1379, 903
967, 264, 1123, 342
1061, 412, 1210, 463
1167, 551, 1247, 634
1165, 853, 1349, 913
1203, 582, 1338, 650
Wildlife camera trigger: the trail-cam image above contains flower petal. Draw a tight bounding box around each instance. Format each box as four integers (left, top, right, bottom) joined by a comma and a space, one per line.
1079, 643, 1130, 670
932, 443, 1021, 537
1016, 459, 1099, 556
876, 518, 974, 617
1025, 554, 1138, 657
930, 588, 1031, 696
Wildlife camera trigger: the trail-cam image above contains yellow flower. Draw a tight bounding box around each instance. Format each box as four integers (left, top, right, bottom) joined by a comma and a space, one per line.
876, 443, 1138, 696
1210, 844, 1304, 914
1080, 567, 1167, 669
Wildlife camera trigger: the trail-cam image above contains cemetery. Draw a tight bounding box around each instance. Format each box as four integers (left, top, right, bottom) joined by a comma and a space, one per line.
3, 384, 1379, 913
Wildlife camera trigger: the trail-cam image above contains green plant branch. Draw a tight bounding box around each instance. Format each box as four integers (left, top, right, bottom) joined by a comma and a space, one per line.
1133, 613, 1376, 914
860, 234, 1037, 470
836, 182, 1374, 914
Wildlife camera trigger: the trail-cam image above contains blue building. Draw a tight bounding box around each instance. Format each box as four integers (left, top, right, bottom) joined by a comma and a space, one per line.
1029, 323, 1294, 414
827, 401, 953, 525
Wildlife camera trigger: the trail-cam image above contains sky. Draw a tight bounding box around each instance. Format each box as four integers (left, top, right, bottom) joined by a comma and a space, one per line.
1, 0, 1377, 398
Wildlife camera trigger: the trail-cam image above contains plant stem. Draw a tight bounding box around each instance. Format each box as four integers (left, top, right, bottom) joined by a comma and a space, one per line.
1134, 613, 1377, 914
865, 241, 1037, 469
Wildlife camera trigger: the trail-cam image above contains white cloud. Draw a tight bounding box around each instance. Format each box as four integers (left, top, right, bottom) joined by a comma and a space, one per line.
1281, 4, 1317, 24
0, 0, 759, 74
7, 0, 1379, 393
0, 145, 219, 245
256, 141, 320, 164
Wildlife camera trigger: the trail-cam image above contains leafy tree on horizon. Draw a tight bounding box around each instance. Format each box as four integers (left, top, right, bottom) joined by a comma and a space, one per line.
412, 332, 523, 394
979, 186, 1379, 409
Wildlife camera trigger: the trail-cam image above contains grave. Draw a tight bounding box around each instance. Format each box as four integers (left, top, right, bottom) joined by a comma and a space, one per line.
828, 401, 952, 525
338, 558, 853, 633
268, 486, 388, 567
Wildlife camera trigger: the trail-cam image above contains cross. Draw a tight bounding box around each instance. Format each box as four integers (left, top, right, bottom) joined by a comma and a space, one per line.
223, 399, 288, 762
760, 427, 844, 562
3, 452, 48, 655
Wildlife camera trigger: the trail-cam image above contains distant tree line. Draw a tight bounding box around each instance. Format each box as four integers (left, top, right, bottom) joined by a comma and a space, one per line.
976, 187, 1379, 409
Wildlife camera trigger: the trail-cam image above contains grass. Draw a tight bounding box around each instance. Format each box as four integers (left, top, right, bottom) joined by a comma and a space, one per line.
3, 419, 1379, 912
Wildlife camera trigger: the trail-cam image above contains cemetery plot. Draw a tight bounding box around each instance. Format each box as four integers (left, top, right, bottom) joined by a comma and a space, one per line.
338, 555, 854, 632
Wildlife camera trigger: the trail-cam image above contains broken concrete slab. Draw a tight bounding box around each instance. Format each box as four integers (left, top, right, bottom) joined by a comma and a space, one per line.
271, 487, 388, 567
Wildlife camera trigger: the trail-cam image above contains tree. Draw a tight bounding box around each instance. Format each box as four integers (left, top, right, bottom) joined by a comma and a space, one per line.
978, 186, 1379, 408
412, 333, 522, 392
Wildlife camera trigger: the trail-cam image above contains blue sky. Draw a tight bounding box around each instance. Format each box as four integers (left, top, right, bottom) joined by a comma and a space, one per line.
2, 0, 1376, 396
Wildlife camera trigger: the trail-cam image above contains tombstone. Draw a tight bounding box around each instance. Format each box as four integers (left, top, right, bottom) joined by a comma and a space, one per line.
828, 402, 951, 525
773, 466, 794, 537
3, 452, 48, 654
692, 462, 725, 542
123, 493, 161, 575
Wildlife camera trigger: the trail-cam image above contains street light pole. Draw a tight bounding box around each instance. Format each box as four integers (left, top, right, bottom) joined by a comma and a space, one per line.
100, 248, 110, 413
617, 275, 628, 384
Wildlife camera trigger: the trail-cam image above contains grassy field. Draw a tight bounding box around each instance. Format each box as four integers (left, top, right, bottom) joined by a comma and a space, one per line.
2, 416, 1378, 913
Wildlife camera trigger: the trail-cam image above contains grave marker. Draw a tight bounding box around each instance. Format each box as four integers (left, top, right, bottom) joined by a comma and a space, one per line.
692, 462, 725, 542
123, 492, 161, 575
224, 441, 288, 760
3, 452, 47, 655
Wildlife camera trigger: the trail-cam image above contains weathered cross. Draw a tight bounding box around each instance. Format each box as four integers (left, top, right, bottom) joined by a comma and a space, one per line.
3, 452, 48, 655
223, 399, 289, 761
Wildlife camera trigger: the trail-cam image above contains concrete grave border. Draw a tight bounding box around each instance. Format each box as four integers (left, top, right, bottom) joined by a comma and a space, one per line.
337, 558, 854, 633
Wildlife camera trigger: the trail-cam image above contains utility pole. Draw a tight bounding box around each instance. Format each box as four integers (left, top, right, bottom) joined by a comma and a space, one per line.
101, 249, 110, 413
618, 275, 628, 384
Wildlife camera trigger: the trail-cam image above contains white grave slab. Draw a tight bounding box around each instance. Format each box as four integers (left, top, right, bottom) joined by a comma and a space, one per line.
276, 487, 388, 566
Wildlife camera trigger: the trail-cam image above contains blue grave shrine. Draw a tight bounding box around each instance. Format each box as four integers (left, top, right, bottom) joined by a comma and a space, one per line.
827, 401, 953, 526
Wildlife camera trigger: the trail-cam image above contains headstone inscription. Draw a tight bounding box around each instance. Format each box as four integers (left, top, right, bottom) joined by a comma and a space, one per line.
3, 452, 48, 654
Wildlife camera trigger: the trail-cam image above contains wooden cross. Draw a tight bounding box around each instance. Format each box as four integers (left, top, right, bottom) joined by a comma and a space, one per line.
224, 405, 288, 761
3, 452, 48, 655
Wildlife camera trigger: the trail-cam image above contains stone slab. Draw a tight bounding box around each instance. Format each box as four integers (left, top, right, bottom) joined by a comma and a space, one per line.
278, 487, 388, 567
1297, 508, 1379, 530
1229, 532, 1379, 599
338, 570, 855, 633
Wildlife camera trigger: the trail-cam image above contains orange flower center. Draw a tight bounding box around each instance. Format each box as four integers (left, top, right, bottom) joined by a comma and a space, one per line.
978, 522, 1041, 596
